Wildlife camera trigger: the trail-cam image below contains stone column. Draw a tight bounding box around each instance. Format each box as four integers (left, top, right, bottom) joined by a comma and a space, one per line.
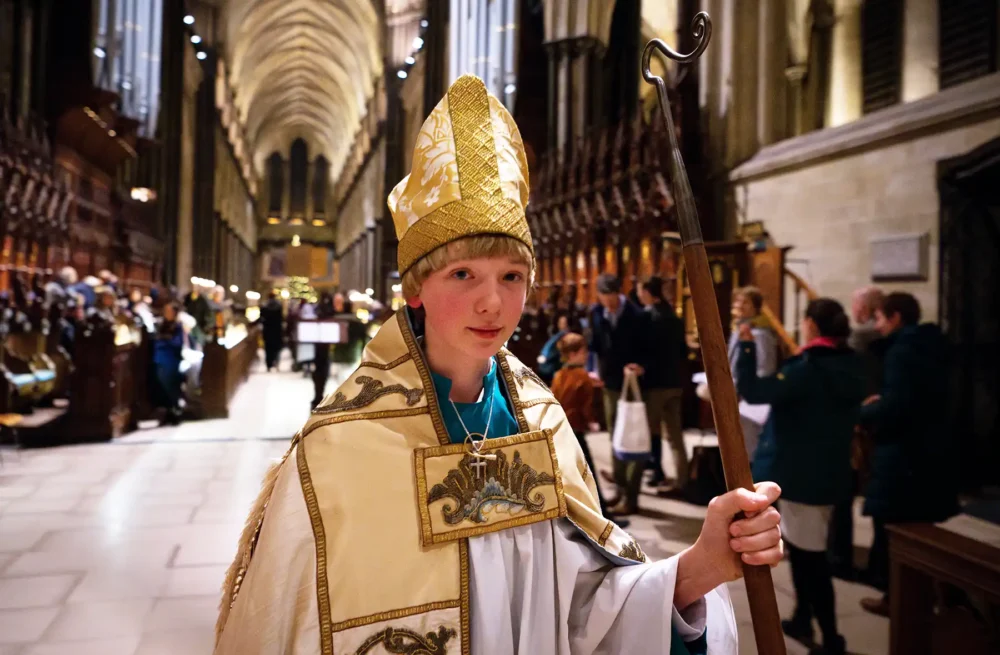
757, 0, 787, 147
305, 159, 315, 224
727, 0, 759, 166
825, 0, 863, 128
281, 157, 291, 221
901, 0, 939, 102
555, 41, 570, 150
177, 45, 203, 292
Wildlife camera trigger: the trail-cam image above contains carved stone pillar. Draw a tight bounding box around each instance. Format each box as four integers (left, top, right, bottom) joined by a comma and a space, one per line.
757, 0, 788, 146
177, 45, 203, 292
825, 0, 862, 127
305, 159, 315, 224
901, 0, 939, 102
281, 157, 291, 221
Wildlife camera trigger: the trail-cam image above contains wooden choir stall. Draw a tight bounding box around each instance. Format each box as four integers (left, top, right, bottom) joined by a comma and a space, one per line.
68, 316, 149, 441
512, 101, 818, 485
199, 322, 262, 419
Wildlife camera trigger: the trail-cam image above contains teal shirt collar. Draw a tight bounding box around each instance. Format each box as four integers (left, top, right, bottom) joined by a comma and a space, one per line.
430, 358, 519, 444
430, 359, 499, 405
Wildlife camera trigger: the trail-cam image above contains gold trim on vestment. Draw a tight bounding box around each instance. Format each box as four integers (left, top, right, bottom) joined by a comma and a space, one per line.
397, 198, 530, 276
598, 521, 615, 547
297, 442, 333, 655
354, 626, 456, 655
414, 430, 568, 546
519, 397, 558, 408
399, 311, 451, 447
312, 376, 425, 414
511, 365, 552, 394
302, 407, 430, 439
331, 600, 460, 633
450, 75, 501, 200
356, 353, 412, 371
459, 540, 471, 655
497, 350, 529, 433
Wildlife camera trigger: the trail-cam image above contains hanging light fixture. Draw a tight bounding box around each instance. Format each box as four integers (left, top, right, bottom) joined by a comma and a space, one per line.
183, 15, 195, 25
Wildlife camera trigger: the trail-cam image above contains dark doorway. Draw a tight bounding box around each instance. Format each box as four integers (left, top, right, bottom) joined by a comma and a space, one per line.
938, 136, 1000, 489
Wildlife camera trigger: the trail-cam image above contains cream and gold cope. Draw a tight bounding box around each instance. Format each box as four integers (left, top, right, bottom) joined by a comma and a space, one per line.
216, 312, 647, 655
216, 76, 646, 655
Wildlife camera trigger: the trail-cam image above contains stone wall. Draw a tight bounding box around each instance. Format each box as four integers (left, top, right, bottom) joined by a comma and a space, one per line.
730, 74, 1000, 323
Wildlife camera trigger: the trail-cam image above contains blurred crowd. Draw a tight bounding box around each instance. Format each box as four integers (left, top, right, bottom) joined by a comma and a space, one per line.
40, 265, 243, 426
543, 273, 958, 655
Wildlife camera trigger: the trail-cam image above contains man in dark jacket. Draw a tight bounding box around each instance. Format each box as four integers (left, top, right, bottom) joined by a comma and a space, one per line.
829, 286, 885, 579
637, 276, 689, 494
588, 274, 649, 515
260, 292, 285, 371
858, 292, 958, 616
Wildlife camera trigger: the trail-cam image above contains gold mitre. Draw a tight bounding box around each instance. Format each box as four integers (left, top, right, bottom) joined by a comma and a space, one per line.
388, 74, 533, 274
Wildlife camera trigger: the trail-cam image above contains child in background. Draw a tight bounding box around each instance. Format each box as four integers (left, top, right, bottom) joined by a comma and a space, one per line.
551, 332, 607, 514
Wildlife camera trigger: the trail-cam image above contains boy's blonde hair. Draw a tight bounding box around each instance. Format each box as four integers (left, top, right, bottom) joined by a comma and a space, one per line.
401, 235, 535, 298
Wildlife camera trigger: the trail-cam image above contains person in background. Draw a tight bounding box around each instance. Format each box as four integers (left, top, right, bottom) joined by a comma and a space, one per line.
728, 285, 778, 459
857, 292, 958, 617
183, 285, 213, 346
87, 286, 118, 323
310, 293, 336, 409
331, 292, 365, 378
260, 292, 285, 371
637, 275, 689, 495
45, 266, 77, 308
71, 275, 100, 308
537, 312, 570, 384
828, 285, 886, 579
152, 302, 185, 426
551, 332, 607, 515
588, 273, 649, 517
738, 298, 863, 655
98, 269, 119, 295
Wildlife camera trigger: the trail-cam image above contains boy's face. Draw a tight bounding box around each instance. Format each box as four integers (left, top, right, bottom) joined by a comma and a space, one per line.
409, 255, 530, 362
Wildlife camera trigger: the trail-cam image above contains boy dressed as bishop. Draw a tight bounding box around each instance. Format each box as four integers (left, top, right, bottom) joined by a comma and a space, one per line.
214, 75, 783, 655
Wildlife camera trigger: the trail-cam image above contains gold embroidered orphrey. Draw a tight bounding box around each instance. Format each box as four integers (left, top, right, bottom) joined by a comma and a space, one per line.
354, 625, 456, 655
314, 375, 425, 414
620, 538, 647, 563
512, 365, 551, 393
427, 449, 556, 525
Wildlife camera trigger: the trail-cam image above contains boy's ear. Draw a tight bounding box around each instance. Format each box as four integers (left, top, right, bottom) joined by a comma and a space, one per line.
406, 296, 423, 309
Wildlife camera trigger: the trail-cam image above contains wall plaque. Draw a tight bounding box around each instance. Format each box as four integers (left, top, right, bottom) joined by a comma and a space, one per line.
870, 232, 929, 281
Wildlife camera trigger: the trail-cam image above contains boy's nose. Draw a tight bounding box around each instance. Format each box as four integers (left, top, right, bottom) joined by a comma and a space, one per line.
476, 283, 502, 315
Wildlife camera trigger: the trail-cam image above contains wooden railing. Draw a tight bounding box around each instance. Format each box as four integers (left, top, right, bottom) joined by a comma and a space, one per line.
766, 266, 820, 356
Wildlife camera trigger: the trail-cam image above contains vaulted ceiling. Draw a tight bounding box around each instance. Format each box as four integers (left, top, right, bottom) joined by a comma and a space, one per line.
222, 0, 383, 180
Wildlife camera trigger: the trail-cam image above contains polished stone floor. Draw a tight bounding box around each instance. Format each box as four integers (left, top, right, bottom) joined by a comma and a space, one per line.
0, 357, 889, 654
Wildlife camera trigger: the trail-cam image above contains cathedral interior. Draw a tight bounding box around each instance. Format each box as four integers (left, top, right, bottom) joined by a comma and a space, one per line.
1, 0, 998, 653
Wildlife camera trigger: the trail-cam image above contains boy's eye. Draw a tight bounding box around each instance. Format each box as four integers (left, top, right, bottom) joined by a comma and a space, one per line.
451, 269, 470, 280
504, 272, 525, 282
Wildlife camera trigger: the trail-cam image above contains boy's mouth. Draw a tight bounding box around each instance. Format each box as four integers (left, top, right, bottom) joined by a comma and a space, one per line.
468, 326, 502, 340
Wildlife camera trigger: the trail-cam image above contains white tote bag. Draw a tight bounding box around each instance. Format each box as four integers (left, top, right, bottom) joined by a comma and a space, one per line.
611, 371, 651, 461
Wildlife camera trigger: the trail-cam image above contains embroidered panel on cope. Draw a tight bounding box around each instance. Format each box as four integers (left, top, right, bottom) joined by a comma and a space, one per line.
414, 429, 568, 546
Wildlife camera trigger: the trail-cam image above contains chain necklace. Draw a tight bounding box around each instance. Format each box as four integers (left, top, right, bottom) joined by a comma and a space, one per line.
450, 376, 497, 478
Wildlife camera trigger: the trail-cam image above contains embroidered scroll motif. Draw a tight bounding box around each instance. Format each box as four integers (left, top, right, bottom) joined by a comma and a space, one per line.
512, 365, 551, 393
354, 625, 456, 655
314, 376, 424, 414
427, 450, 555, 524
619, 539, 647, 563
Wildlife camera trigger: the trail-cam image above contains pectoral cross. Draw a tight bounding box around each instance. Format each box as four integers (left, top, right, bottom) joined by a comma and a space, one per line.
470, 457, 489, 479
466, 433, 497, 479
